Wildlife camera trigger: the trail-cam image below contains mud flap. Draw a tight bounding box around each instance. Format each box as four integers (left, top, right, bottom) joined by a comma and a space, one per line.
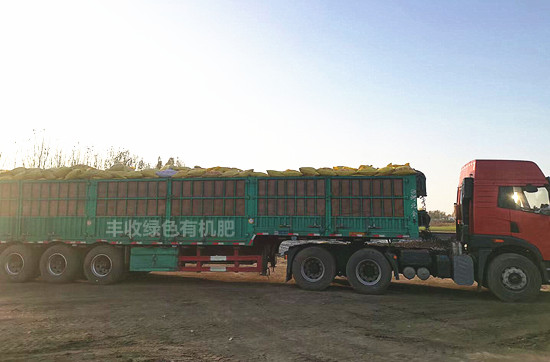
452, 255, 474, 286
384, 251, 399, 280
285, 247, 300, 282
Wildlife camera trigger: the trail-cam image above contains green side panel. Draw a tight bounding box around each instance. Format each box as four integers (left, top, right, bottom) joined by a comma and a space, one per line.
254, 178, 326, 235
92, 178, 252, 245
92, 179, 169, 244
21, 217, 88, 242
0, 180, 89, 243
169, 174, 251, 242
0, 173, 420, 245
0, 217, 18, 240
0, 182, 22, 241
326, 175, 419, 238
130, 247, 178, 271
252, 175, 419, 239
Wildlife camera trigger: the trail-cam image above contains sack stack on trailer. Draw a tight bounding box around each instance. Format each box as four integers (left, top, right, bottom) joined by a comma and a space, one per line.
0, 162, 418, 181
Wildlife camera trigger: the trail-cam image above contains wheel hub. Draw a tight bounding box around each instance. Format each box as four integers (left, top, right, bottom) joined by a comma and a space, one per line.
91, 254, 113, 278
301, 257, 325, 282
5, 253, 24, 275
356, 260, 382, 286
501, 267, 527, 291
47, 253, 67, 276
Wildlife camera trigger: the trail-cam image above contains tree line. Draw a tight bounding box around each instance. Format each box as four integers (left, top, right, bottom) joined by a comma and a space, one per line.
0, 130, 182, 171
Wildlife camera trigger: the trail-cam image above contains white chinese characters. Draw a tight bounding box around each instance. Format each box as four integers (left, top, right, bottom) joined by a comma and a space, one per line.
106, 219, 235, 238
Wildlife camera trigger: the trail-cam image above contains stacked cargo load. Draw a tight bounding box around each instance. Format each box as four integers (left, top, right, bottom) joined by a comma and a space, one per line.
0, 163, 423, 245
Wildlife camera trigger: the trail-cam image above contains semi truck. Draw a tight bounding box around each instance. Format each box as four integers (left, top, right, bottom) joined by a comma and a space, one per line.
0, 159, 548, 302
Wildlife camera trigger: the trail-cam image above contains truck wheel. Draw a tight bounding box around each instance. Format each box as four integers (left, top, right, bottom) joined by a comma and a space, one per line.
0, 244, 39, 283
487, 253, 541, 302
83, 245, 124, 285
346, 248, 392, 294
39, 244, 81, 283
292, 246, 336, 291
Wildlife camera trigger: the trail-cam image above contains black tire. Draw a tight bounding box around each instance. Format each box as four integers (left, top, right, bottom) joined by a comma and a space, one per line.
346, 248, 392, 295
0, 244, 39, 283
487, 253, 541, 302
39, 244, 82, 283
292, 246, 336, 291
83, 245, 125, 285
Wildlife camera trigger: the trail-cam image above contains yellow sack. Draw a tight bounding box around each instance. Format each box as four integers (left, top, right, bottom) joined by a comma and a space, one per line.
317, 167, 336, 176
388, 163, 408, 168
204, 171, 223, 178
267, 170, 284, 177
109, 163, 133, 172
282, 170, 302, 177
333, 166, 356, 171
81, 169, 101, 179
187, 168, 207, 177
77, 169, 92, 179
172, 166, 191, 172
207, 166, 233, 173
358, 164, 376, 170
65, 169, 85, 180
393, 163, 416, 175
356, 170, 377, 176
335, 169, 356, 176
222, 170, 240, 177
51, 167, 72, 179
356, 165, 378, 176
299, 167, 319, 176
108, 171, 127, 179
42, 170, 56, 180
376, 165, 395, 176
11, 169, 29, 180
72, 164, 91, 170
250, 171, 268, 177
0, 172, 13, 180
87, 170, 106, 179
236, 169, 253, 177
141, 169, 159, 178
173, 170, 189, 178
25, 169, 44, 180
9, 167, 26, 176
11, 169, 30, 180
126, 171, 144, 179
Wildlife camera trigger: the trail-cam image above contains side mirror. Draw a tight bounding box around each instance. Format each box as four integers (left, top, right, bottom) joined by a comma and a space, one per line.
524, 184, 538, 193
462, 177, 474, 200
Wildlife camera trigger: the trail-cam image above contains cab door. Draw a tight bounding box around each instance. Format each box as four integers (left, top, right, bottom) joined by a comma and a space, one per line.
507, 186, 550, 260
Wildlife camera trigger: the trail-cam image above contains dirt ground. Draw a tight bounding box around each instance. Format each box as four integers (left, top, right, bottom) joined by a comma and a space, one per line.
1, 259, 550, 362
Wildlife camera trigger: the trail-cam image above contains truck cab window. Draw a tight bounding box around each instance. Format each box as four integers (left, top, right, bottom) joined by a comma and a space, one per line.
498, 186, 550, 214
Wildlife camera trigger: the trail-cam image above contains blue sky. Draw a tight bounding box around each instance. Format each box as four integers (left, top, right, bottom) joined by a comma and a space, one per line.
0, 1, 549, 213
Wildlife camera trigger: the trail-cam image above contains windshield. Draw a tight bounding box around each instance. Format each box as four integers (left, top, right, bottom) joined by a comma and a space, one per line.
499, 186, 550, 213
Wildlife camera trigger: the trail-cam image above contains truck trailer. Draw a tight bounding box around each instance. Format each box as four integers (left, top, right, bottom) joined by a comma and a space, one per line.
0, 160, 548, 302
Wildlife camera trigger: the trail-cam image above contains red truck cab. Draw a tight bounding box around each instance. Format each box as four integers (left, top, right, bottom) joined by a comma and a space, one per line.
456, 160, 550, 301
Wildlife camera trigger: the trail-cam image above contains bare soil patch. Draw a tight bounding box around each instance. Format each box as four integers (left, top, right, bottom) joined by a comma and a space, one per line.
1, 259, 549, 361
